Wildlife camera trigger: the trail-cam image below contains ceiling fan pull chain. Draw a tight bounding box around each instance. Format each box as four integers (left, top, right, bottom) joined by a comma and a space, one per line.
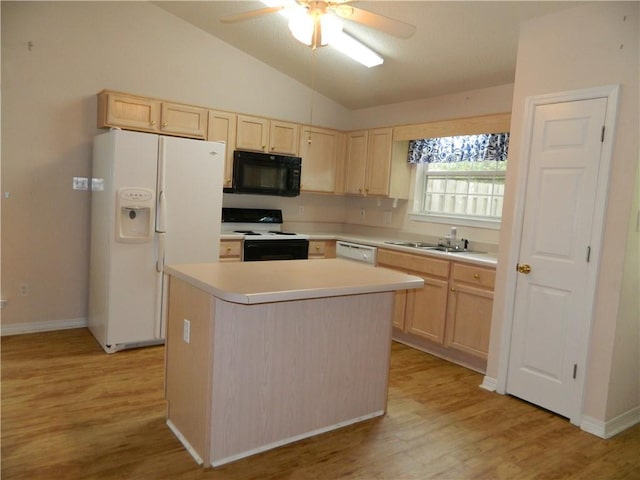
308, 46, 318, 145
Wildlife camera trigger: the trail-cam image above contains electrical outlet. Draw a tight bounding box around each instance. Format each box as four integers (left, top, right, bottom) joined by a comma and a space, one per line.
298, 205, 304, 216
73, 177, 89, 190
19, 283, 29, 296
359, 208, 366, 220
183, 319, 191, 343
383, 210, 392, 225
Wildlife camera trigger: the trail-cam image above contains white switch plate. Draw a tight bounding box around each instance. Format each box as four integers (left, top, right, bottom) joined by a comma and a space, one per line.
91, 178, 105, 191
73, 177, 89, 190
183, 319, 191, 343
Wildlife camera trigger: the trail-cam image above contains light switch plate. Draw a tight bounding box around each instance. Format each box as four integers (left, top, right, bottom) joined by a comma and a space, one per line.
73, 177, 89, 190
91, 178, 104, 191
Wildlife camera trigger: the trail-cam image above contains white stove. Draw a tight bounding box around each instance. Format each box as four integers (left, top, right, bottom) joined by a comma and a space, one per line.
222, 208, 309, 261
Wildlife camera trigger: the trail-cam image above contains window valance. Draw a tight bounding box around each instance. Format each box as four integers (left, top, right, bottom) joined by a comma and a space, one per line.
407, 132, 510, 164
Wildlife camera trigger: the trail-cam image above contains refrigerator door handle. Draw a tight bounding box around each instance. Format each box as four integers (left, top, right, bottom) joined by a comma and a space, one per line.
156, 232, 165, 273
157, 190, 167, 233
156, 137, 167, 233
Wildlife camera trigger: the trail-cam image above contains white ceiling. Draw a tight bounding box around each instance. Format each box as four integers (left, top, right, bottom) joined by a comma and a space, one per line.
154, 1, 584, 110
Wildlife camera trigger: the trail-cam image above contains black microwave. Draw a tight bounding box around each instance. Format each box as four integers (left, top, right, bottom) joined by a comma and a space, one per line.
224, 150, 302, 197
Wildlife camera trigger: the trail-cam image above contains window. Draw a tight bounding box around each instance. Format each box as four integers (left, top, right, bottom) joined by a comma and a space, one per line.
408, 133, 509, 227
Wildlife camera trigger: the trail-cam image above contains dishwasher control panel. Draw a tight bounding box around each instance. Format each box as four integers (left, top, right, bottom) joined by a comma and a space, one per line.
336, 241, 377, 265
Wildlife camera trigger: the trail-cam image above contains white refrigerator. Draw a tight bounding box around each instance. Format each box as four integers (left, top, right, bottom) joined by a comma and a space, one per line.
88, 129, 225, 353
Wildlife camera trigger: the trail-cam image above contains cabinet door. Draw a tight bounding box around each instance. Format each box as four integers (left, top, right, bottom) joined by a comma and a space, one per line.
269, 120, 300, 155
445, 283, 493, 358
365, 128, 393, 196
344, 130, 369, 195
99, 92, 160, 132
405, 274, 449, 344
160, 103, 208, 139
392, 290, 407, 330
236, 115, 269, 152
219, 240, 242, 262
299, 127, 341, 193
208, 110, 237, 188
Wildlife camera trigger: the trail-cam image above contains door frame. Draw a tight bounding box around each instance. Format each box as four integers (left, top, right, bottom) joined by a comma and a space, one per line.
496, 84, 620, 426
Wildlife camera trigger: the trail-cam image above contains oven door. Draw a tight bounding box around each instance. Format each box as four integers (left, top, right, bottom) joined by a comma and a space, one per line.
243, 239, 309, 261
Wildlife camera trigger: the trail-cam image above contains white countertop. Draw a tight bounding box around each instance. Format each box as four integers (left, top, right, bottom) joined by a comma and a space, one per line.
165, 258, 424, 305
220, 231, 498, 268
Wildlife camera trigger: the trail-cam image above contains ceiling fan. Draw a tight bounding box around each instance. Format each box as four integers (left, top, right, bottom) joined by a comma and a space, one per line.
220, 1, 416, 49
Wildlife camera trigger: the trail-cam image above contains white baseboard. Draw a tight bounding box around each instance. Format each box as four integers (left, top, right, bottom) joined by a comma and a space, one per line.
581, 406, 640, 439
480, 375, 498, 392
0, 317, 87, 336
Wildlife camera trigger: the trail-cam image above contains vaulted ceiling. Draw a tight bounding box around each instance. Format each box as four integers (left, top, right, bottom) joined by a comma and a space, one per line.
155, 1, 584, 110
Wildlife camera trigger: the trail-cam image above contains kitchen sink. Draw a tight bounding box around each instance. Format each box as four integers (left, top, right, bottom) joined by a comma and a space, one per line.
384, 240, 486, 254
384, 241, 439, 248
420, 245, 486, 254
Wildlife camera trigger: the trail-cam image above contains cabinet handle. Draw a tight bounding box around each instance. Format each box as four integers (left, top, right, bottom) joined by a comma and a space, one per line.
262, 145, 267, 150
473, 273, 480, 279
315, 246, 320, 251
226, 247, 231, 253
358, 188, 362, 193
150, 120, 156, 126
162, 122, 168, 127
451, 287, 456, 292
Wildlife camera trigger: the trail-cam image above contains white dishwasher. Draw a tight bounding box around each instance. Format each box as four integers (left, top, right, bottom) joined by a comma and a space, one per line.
336, 241, 377, 265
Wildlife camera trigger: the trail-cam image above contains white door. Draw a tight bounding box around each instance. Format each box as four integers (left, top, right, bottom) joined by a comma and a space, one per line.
506, 97, 608, 420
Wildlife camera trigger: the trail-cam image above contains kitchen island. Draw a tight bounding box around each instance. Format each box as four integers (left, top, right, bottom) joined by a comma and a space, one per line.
163, 259, 423, 467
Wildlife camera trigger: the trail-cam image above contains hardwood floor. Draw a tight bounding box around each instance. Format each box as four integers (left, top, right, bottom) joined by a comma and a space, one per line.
2, 328, 638, 479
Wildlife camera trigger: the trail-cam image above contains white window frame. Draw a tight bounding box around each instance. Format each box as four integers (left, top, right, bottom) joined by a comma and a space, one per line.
410, 163, 505, 229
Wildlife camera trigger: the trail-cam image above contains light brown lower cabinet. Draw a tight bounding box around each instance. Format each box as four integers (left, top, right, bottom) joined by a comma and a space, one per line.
377, 248, 495, 368
445, 262, 495, 359
219, 239, 242, 262
308, 240, 336, 259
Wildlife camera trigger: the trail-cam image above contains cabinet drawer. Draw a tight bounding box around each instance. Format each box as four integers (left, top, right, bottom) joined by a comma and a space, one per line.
219, 240, 242, 260
452, 262, 495, 289
377, 249, 450, 278
308, 240, 326, 256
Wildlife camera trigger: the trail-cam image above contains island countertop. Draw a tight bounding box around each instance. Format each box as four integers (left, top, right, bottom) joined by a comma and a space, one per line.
164, 258, 424, 305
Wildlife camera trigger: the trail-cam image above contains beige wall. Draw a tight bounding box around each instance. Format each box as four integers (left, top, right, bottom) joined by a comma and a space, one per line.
1, 1, 514, 330
487, 2, 639, 425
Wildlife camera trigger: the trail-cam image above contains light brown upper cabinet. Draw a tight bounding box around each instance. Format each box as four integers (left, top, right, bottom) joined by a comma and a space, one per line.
236, 115, 300, 156
344, 128, 410, 198
207, 110, 237, 189
298, 126, 346, 194
97, 90, 207, 139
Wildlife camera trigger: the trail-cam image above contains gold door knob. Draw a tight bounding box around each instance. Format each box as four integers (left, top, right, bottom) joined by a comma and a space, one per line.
516, 263, 532, 274
315, 246, 320, 251
473, 274, 480, 279
226, 247, 231, 253
150, 120, 156, 126
450, 287, 456, 292
162, 122, 168, 127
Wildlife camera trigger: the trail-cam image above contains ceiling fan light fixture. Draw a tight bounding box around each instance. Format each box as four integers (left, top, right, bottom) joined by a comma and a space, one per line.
288, 10, 342, 48
260, 0, 384, 67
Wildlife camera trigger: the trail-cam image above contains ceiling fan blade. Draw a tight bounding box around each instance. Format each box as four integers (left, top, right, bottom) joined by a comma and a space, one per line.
333, 5, 416, 38
220, 6, 285, 24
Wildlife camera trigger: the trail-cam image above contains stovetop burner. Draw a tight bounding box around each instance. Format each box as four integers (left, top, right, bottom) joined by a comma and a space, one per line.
224, 208, 308, 240
233, 230, 304, 237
